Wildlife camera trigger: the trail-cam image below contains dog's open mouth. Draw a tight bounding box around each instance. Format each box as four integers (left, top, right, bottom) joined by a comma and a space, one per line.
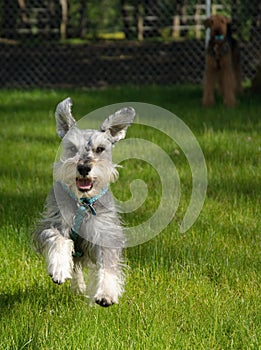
76, 177, 93, 192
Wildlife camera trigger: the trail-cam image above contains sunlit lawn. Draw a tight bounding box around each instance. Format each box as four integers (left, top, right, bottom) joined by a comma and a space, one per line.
0, 86, 260, 349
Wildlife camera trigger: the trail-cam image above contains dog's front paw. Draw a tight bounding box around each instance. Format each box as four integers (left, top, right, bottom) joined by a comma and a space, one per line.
95, 295, 115, 307
50, 270, 72, 285
45, 239, 74, 285
48, 259, 73, 285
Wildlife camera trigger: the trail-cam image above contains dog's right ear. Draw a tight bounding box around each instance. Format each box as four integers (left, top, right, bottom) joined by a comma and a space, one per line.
55, 97, 76, 138
204, 17, 212, 28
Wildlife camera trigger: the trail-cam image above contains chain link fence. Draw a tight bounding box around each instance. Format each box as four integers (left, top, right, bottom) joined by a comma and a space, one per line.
0, 0, 260, 88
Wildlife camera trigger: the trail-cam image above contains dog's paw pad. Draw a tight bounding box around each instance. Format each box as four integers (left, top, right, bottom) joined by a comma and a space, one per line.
95, 297, 114, 307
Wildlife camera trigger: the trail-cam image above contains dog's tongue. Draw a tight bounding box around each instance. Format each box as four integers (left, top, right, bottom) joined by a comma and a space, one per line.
76, 178, 92, 191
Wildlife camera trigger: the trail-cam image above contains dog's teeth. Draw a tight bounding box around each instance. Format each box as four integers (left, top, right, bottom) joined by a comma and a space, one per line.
76, 178, 93, 191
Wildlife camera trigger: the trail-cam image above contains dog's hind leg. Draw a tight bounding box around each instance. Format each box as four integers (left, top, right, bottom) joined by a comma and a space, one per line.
38, 228, 74, 285
71, 261, 86, 294
222, 67, 236, 107
219, 54, 236, 107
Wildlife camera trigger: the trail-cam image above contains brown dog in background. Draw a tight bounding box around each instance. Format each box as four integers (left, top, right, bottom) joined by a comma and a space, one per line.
203, 14, 242, 107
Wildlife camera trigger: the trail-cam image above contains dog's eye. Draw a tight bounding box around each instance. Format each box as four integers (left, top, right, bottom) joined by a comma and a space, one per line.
96, 146, 105, 154
70, 146, 77, 153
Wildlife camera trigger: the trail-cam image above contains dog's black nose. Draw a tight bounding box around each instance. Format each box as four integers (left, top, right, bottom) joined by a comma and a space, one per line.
77, 163, 91, 177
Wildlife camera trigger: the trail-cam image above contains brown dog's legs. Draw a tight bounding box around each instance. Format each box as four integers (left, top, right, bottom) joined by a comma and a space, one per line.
221, 58, 236, 107
203, 67, 216, 106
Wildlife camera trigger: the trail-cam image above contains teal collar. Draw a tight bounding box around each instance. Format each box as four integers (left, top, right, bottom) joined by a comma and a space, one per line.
80, 186, 109, 216
215, 34, 224, 41
60, 182, 108, 216
60, 182, 108, 257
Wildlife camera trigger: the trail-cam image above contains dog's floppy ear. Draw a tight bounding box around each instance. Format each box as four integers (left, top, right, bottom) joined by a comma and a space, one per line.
55, 97, 76, 138
100, 107, 136, 143
204, 17, 212, 28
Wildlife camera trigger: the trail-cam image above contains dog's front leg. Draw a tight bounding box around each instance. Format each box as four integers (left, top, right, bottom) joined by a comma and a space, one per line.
93, 247, 124, 307
203, 68, 216, 106
39, 228, 74, 285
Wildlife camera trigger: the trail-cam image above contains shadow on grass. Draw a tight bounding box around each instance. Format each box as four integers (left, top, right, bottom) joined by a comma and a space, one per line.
0, 192, 48, 226
0, 283, 75, 322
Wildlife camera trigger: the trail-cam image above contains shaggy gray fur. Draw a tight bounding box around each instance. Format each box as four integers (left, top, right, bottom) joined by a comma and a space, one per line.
34, 98, 135, 307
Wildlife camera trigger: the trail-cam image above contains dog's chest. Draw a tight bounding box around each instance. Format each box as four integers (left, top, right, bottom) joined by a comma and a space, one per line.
208, 41, 230, 69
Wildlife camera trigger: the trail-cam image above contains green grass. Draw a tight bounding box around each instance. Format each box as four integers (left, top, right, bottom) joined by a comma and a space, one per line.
0, 86, 260, 349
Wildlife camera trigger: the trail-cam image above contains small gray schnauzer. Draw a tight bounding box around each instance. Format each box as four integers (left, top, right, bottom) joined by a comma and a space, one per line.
34, 98, 135, 307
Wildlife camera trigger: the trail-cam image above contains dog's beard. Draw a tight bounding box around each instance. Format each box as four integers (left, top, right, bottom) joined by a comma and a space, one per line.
78, 162, 119, 198
53, 159, 118, 198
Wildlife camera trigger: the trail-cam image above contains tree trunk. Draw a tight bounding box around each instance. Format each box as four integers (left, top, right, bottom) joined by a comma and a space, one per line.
59, 0, 68, 40
77, 0, 88, 38
135, 2, 143, 41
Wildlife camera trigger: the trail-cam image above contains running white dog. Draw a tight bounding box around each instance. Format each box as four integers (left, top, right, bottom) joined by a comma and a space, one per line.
34, 98, 135, 307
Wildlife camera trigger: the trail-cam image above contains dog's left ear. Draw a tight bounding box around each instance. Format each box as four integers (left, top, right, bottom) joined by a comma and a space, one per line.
55, 97, 76, 138
100, 107, 136, 143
